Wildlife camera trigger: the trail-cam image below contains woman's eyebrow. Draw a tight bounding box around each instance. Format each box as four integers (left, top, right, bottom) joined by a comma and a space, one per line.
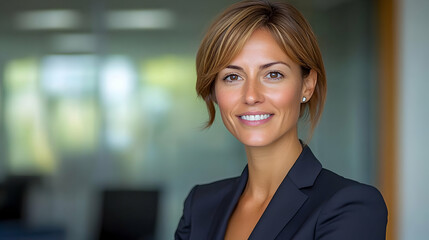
225, 61, 291, 71
226, 65, 243, 71
260, 61, 290, 70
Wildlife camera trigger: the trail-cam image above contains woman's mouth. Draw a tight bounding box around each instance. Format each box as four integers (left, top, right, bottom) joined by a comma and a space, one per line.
240, 114, 272, 121
238, 113, 274, 126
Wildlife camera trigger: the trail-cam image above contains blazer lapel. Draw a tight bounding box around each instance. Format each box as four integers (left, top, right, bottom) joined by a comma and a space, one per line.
249, 175, 307, 239
249, 146, 322, 239
209, 166, 249, 240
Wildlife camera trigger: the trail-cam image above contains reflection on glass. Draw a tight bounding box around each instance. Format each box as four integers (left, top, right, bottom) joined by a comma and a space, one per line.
101, 56, 137, 151
142, 55, 195, 92
41, 55, 96, 97
4, 58, 56, 174
51, 99, 98, 153
101, 56, 136, 105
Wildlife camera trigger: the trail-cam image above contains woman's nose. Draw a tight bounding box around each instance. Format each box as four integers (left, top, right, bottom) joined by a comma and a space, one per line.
244, 79, 264, 105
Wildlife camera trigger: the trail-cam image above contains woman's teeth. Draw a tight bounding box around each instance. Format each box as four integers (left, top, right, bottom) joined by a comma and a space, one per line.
240, 114, 271, 121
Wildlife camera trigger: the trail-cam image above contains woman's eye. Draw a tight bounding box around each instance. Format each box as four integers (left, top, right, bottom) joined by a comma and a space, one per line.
224, 74, 242, 82
266, 72, 283, 80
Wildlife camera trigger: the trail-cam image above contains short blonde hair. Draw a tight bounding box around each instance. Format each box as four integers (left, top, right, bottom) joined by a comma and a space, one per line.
196, 0, 327, 137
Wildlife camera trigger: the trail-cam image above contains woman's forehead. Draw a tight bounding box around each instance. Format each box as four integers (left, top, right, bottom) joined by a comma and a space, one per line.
225, 29, 297, 69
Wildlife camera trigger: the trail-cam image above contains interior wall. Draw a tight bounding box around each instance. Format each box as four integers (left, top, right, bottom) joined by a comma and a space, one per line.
309, 0, 378, 185
398, 0, 429, 239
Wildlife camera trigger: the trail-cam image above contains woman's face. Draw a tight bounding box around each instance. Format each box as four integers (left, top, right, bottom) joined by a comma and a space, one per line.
214, 28, 316, 147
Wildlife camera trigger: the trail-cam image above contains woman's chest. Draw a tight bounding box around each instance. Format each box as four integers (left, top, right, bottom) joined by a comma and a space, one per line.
224, 197, 271, 240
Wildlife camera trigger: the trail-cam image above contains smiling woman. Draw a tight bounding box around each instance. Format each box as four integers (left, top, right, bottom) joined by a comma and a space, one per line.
214, 28, 316, 148
175, 1, 387, 239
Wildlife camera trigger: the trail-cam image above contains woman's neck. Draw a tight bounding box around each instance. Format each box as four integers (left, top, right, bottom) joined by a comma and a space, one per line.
243, 135, 303, 202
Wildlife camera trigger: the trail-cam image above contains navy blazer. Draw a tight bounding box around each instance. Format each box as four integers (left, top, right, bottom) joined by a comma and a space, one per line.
175, 146, 388, 239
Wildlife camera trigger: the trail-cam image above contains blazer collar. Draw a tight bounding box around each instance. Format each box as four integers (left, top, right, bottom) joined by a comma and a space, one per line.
210, 145, 322, 240
286, 144, 322, 189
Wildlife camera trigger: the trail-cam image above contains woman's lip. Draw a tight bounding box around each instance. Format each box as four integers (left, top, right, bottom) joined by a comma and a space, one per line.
237, 111, 273, 116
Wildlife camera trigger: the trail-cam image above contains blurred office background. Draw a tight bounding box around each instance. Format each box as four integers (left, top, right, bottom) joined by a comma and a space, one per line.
0, 0, 427, 239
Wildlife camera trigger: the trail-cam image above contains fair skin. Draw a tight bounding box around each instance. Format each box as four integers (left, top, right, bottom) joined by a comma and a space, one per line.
215, 28, 317, 240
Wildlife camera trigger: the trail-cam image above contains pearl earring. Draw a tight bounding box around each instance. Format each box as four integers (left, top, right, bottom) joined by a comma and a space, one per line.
302, 97, 307, 102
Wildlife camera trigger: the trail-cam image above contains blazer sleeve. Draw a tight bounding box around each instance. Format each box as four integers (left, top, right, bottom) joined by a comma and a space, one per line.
175, 185, 198, 240
315, 184, 388, 240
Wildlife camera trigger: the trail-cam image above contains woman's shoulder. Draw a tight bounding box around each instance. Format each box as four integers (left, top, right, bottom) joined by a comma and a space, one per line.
176, 177, 240, 240
316, 168, 386, 202
178, 176, 241, 225
190, 176, 241, 199
311, 168, 388, 238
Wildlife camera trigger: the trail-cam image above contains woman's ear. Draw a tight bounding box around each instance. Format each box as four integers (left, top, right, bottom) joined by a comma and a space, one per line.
301, 69, 317, 101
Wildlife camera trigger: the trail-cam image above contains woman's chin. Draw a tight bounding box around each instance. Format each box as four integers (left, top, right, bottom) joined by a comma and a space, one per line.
238, 136, 272, 148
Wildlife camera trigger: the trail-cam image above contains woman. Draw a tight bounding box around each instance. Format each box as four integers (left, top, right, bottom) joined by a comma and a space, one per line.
176, 1, 387, 239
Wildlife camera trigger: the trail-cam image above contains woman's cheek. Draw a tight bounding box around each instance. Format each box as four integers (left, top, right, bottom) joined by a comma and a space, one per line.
270, 87, 298, 107
216, 87, 237, 112
215, 88, 240, 128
